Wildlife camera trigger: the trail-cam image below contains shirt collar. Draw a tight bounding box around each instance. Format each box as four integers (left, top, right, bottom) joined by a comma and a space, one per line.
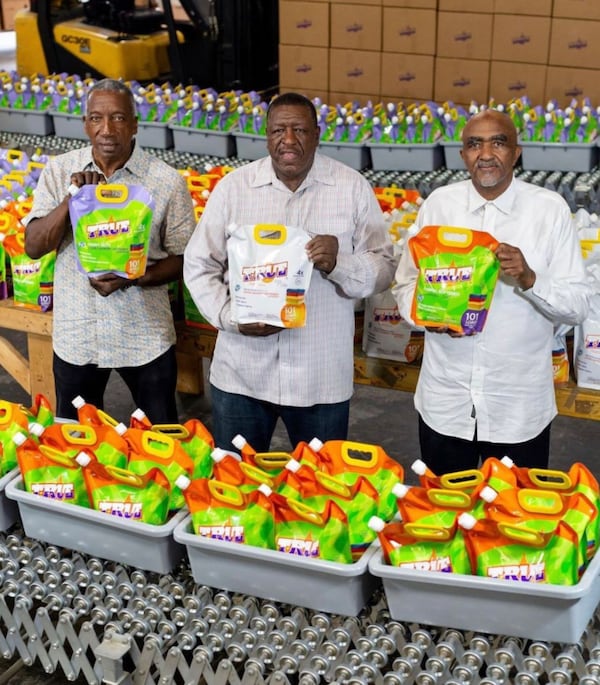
250, 152, 337, 191
467, 177, 517, 215
83, 140, 144, 179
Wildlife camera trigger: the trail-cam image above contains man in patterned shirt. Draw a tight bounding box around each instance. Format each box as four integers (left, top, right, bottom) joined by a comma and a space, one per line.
24, 79, 195, 423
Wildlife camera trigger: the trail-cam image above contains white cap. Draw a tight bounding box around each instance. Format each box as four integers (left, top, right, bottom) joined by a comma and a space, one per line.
75, 452, 92, 467
114, 422, 128, 436
211, 447, 240, 463
368, 515, 386, 533
457, 512, 477, 530
12, 432, 27, 446
500, 455, 514, 468
175, 474, 191, 490
28, 422, 45, 437
308, 437, 324, 451
479, 485, 498, 503
285, 459, 301, 473
392, 482, 409, 499
258, 483, 272, 497
131, 408, 147, 421
231, 434, 247, 450
71, 395, 85, 409
411, 459, 427, 476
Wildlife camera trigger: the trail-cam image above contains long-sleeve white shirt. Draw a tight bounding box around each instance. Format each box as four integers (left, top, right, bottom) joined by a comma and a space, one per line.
393, 177, 590, 443
183, 153, 396, 406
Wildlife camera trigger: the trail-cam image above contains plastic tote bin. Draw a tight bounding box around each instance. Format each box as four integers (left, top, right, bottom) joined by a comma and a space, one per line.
50, 110, 86, 140
0, 107, 54, 135
174, 515, 380, 615
369, 546, 600, 643
519, 141, 599, 173
0, 468, 19, 531
170, 125, 235, 157
233, 132, 267, 160
441, 140, 464, 170
367, 141, 444, 172
318, 141, 371, 171
136, 120, 174, 150
5, 476, 187, 573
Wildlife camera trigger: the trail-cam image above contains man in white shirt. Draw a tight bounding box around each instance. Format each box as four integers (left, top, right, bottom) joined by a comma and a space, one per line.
184, 92, 395, 452
393, 109, 590, 473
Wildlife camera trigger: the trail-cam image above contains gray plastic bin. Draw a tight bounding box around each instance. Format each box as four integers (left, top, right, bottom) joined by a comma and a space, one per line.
441, 140, 464, 170
233, 132, 267, 160
367, 141, 444, 171
170, 125, 235, 157
0, 107, 54, 135
174, 516, 380, 615
50, 110, 86, 140
519, 141, 598, 172
0, 468, 19, 531
319, 141, 371, 170
6, 476, 187, 573
136, 120, 174, 150
369, 545, 600, 643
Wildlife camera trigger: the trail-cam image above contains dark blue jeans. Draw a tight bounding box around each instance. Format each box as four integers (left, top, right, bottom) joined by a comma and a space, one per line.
210, 384, 350, 452
52, 346, 178, 424
418, 414, 552, 474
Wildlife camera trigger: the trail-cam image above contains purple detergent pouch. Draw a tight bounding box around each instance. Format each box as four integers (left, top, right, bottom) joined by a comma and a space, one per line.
69, 183, 155, 279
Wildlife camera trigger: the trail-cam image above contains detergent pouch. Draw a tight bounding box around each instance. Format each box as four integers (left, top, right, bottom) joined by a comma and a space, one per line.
39, 423, 129, 469
69, 183, 154, 279
0, 400, 35, 474
408, 225, 500, 334
180, 477, 275, 549
14, 434, 89, 507
0, 237, 6, 300
211, 447, 274, 492
309, 438, 404, 521
552, 324, 571, 386
227, 223, 314, 327
271, 492, 353, 564
29, 394, 55, 428
1, 231, 55, 311
459, 514, 579, 586
121, 427, 193, 511
72, 395, 118, 428
372, 518, 471, 574
233, 434, 291, 478
150, 419, 215, 480
411, 459, 485, 494
394, 483, 484, 527
77, 453, 170, 525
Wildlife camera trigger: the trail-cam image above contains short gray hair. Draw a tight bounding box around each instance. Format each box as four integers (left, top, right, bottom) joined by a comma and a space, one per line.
85, 79, 136, 117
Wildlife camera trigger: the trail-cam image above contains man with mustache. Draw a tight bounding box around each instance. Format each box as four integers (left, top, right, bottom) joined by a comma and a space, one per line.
393, 109, 590, 473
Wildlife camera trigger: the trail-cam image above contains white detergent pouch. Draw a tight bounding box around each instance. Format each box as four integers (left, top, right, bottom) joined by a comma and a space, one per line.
227, 223, 314, 327
574, 293, 600, 391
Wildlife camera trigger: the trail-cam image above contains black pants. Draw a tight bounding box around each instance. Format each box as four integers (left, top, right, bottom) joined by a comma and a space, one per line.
52, 346, 178, 424
418, 414, 552, 475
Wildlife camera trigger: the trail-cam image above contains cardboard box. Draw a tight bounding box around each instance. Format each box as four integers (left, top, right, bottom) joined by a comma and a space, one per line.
279, 86, 329, 103
330, 0, 380, 6
438, 0, 493, 11
328, 91, 380, 105
382, 8, 436, 55
436, 12, 493, 60
278, 45, 329, 91
491, 14, 551, 65
553, 0, 600, 21
489, 61, 547, 105
330, 3, 382, 51
434, 57, 490, 105
383, 0, 436, 6
279, 1, 330, 47
494, 0, 552, 15
544, 66, 600, 106
329, 48, 382, 95
549, 18, 600, 69
380, 52, 434, 100
2, 0, 28, 30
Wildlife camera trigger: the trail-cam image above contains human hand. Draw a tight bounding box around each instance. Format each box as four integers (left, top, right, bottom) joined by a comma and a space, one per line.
238, 322, 282, 337
88, 273, 131, 297
69, 170, 106, 191
306, 235, 338, 274
495, 242, 535, 290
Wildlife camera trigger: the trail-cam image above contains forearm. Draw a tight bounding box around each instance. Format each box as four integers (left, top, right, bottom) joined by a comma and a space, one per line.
24, 196, 70, 258
139, 254, 183, 287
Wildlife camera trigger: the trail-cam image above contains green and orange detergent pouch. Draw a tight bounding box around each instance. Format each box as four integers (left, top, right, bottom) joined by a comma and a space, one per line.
458, 512, 580, 586
274, 459, 380, 559
408, 225, 500, 334
0, 229, 6, 299
480, 485, 598, 574
412, 458, 487, 495
68, 183, 154, 279
75, 451, 170, 524
37, 422, 129, 469
232, 434, 292, 479
393, 482, 485, 527
308, 438, 404, 521
71, 395, 118, 429
270, 491, 353, 564
29, 393, 55, 429
212, 446, 275, 492
176, 475, 275, 549
13, 431, 90, 507
0, 229, 55, 311
115, 423, 193, 511
369, 516, 471, 574
0, 400, 38, 475
227, 223, 314, 327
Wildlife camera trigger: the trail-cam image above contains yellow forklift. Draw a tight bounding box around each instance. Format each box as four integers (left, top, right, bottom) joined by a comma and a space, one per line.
14, 0, 278, 89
